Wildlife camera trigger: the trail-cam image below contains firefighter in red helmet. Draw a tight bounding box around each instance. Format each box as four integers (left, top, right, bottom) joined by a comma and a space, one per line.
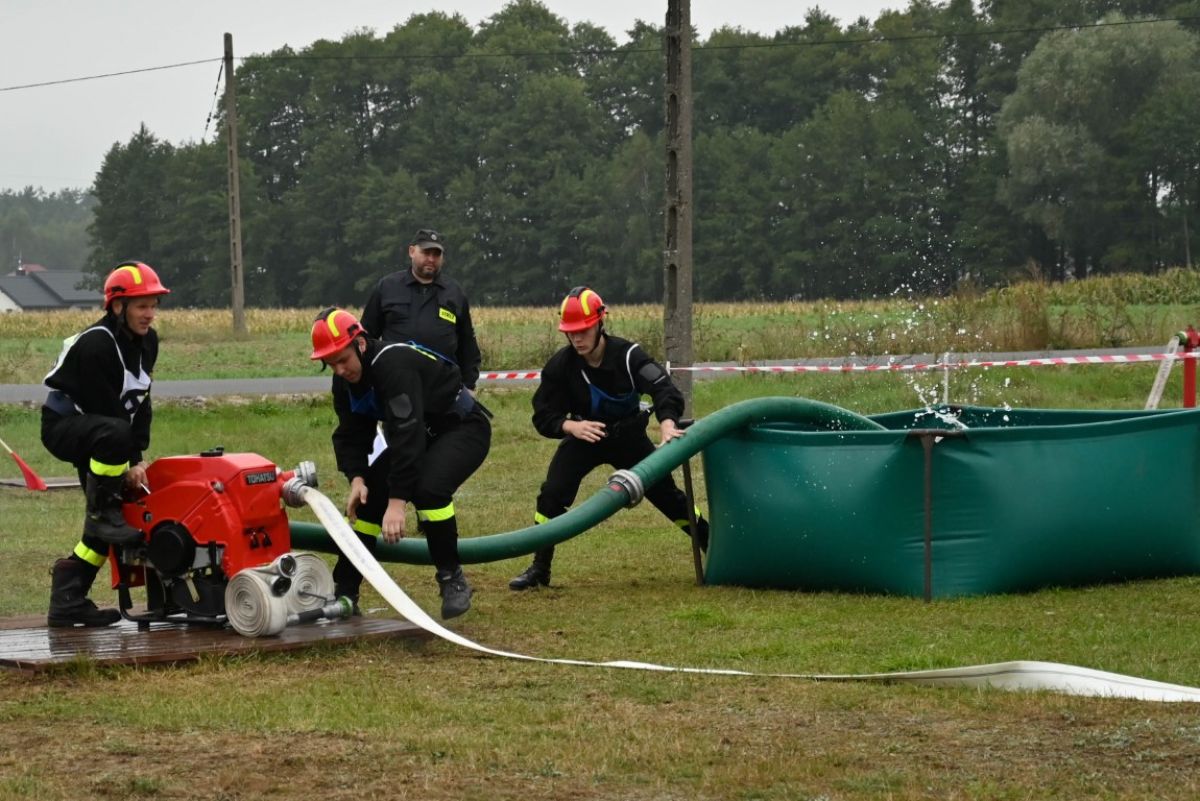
41, 261, 170, 627
310, 307, 491, 620
509, 286, 709, 590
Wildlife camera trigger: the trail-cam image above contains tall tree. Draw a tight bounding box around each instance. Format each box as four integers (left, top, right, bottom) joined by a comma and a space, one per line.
87, 125, 175, 281
83, 0, 1200, 308
998, 15, 1200, 275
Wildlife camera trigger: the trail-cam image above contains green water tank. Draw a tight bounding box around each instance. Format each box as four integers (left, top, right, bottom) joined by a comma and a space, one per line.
701, 405, 1200, 598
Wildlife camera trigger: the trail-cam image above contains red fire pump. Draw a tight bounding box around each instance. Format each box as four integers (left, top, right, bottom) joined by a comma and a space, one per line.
111, 447, 350, 636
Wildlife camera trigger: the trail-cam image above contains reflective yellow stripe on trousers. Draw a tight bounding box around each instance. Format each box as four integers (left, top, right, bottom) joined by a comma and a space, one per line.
88, 459, 129, 477
73, 541, 108, 567
416, 503, 455, 523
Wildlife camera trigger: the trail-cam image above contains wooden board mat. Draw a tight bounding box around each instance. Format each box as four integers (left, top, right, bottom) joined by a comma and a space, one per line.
0, 613, 431, 673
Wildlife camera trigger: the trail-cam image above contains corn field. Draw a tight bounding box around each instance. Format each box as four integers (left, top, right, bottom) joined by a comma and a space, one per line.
2, 271, 1198, 385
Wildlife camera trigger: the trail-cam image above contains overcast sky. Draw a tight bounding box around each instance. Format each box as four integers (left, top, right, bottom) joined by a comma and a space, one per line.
1, 0, 900, 193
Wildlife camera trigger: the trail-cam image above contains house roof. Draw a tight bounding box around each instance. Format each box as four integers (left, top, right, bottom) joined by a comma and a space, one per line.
0, 274, 61, 309
0, 269, 101, 310
34, 270, 99, 304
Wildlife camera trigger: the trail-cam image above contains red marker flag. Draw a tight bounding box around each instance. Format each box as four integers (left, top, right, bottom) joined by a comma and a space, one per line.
0, 436, 48, 492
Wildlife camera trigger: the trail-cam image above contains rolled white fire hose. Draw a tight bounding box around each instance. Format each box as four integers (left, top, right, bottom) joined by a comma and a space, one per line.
224, 552, 342, 636
296, 484, 1200, 703
286, 553, 337, 615
225, 571, 289, 637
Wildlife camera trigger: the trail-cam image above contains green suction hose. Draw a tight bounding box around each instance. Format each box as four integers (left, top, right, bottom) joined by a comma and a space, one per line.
288, 395, 884, 564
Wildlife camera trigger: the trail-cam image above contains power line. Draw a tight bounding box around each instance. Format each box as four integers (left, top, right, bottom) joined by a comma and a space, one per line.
201, 61, 226, 143
2, 15, 1198, 93
0, 58, 220, 93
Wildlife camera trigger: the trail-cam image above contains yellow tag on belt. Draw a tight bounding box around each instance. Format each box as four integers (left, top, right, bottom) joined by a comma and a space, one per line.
439, 307, 457, 323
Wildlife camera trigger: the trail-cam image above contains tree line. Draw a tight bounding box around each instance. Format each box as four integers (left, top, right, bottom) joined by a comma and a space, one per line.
1, 188, 94, 273
61, 0, 1200, 306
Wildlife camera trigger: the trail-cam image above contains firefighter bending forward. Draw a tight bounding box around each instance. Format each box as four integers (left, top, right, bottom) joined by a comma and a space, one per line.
509, 286, 709, 590
42, 262, 170, 627
310, 307, 491, 619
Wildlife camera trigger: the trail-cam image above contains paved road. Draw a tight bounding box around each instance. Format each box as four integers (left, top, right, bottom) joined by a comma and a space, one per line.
0, 346, 1168, 404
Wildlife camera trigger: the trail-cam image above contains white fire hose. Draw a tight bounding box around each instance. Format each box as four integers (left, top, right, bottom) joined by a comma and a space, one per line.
224, 550, 352, 637
284, 480, 1200, 703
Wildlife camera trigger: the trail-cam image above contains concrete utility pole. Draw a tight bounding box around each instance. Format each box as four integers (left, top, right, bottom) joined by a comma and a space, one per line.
663, 0, 694, 410
224, 33, 247, 334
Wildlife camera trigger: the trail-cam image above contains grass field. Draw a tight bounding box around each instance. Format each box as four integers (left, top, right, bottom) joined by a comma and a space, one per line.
2, 297, 1200, 799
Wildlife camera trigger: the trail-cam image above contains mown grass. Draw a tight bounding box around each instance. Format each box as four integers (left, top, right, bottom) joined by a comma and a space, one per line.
2, 361, 1199, 799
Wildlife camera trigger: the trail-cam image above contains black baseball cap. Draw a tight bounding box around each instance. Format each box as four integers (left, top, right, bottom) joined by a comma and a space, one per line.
410, 228, 446, 251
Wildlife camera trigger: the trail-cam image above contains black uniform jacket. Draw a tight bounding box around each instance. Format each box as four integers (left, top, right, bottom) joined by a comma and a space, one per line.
331, 338, 466, 501
360, 269, 482, 390
43, 313, 157, 461
531, 334, 684, 439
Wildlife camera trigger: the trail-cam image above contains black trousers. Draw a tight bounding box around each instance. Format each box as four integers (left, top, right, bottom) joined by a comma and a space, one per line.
340, 410, 491, 579
355, 411, 492, 525
536, 429, 692, 527
41, 409, 140, 564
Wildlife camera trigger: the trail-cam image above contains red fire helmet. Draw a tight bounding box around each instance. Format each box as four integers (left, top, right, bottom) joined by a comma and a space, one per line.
558, 286, 606, 332
104, 262, 170, 309
310, 307, 366, 360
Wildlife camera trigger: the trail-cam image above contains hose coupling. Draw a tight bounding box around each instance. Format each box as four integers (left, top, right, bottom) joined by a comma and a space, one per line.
280, 476, 310, 508
292, 460, 318, 489
607, 469, 645, 507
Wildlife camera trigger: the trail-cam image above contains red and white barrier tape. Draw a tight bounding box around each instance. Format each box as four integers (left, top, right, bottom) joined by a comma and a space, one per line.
477, 351, 1198, 381
677, 352, 1197, 374
479, 370, 543, 381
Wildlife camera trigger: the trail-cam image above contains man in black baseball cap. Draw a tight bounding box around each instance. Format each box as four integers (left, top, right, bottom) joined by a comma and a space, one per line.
408, 229, 446, 283
410, 228, 446, 251
360, 227, 481, 390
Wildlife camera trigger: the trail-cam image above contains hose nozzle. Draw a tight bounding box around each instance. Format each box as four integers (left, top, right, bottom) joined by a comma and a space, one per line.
286, 596, 355, 626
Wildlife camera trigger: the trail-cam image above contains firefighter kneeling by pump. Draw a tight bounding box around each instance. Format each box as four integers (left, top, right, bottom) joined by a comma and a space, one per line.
41, 261, 170, 627
310, 307, 492, 619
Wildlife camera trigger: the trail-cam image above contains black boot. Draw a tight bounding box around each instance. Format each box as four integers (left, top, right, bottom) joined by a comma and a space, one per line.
332, 532, 377, 615
83, 473, 141, 545
436, 567, 473, 620
332, 553, 362, 599
331, 564, 363, 616
509, 546, 554, 590
48, 558, 121, 627
332, 574, 363, 616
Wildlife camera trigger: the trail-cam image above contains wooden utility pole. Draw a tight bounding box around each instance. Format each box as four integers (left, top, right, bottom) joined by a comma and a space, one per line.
663, 0, 694, 410
224, 33, 247, 334
1184, 213, 1192, 269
